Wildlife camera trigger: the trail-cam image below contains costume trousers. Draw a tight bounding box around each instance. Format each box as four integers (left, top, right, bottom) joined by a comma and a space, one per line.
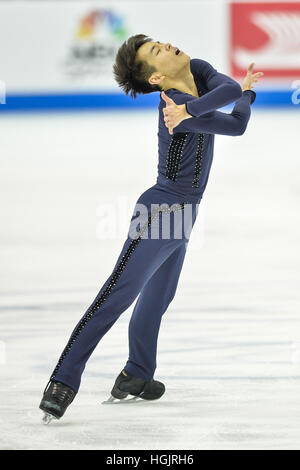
50, 183, 200, 393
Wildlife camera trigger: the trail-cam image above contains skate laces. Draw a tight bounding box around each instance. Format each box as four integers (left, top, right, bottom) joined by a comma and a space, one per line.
49, 382, 74, 404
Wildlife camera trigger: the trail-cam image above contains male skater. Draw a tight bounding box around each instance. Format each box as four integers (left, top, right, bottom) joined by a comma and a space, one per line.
39, 34, 263, 423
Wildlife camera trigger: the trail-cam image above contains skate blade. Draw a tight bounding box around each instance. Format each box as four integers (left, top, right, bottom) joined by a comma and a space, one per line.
42, 412, 57, 425
102, 395, 142, 405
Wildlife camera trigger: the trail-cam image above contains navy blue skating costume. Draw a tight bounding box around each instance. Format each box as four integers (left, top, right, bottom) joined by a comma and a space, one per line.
48, 58, 256, 393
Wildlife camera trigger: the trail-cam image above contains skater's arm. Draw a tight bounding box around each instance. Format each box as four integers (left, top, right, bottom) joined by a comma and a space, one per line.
174, 90, 256, 136
185, 58, 243, 118
161, 62, 263, 135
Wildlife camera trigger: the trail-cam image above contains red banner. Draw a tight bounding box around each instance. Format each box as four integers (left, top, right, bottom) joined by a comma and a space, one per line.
230, 2, 300, 78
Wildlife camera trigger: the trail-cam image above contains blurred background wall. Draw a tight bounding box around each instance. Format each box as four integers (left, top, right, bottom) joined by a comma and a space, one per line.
0, 0, 299, 112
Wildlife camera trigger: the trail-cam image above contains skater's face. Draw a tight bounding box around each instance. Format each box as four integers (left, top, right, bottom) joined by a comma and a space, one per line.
136, 40, 190, 88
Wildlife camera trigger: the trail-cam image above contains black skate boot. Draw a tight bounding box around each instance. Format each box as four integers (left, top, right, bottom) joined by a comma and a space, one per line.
39, 380, 76, 424
102, 369, 165, 404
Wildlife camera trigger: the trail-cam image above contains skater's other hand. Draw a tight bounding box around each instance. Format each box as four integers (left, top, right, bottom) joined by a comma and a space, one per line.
161, 91, 188, 135
241, 62, 264, 92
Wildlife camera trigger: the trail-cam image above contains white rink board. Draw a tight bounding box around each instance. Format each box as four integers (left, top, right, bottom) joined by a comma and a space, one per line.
0, 0, 226, 93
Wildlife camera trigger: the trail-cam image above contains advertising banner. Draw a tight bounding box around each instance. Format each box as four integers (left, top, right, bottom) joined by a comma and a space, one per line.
230, 2, 300, 79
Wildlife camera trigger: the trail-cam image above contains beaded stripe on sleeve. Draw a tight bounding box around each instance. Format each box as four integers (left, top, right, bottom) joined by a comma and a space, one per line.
192, 133, 205, 188
165, 132, 188, 181
49, 201, 188, 381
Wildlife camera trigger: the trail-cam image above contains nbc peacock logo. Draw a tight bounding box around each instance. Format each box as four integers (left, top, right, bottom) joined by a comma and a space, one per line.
64, 8, 128, 79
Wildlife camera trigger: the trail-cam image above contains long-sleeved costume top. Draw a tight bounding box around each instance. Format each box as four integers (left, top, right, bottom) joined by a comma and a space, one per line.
156, 58, 256, 199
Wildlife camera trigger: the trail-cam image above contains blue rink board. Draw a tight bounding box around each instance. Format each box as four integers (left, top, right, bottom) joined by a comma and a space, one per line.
0, 89, 298, 112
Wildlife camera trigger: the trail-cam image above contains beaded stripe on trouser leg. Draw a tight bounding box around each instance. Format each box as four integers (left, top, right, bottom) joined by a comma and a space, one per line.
192, 133, 205, 188
124, 241, 188, 381
48, 199, 188, 393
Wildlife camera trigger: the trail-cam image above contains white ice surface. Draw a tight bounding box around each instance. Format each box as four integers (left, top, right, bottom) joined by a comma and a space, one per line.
0, 108, 300, 450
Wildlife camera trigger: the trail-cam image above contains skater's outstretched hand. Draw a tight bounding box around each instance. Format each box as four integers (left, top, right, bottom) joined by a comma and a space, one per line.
241, 63, 264, 92
161, 91, 190, 135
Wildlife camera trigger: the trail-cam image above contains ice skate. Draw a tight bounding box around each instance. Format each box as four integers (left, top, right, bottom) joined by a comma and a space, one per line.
39, 380, 76, 424
102, 369, 165, 404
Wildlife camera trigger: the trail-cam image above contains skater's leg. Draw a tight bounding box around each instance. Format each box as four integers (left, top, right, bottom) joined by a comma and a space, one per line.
124, 241, 188, 381
49, 202, 186, 393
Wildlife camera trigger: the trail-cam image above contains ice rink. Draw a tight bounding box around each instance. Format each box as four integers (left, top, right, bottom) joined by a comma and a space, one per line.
1, 108, 300, 450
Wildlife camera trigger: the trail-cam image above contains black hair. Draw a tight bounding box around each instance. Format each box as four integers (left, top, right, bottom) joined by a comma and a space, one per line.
113, 33, 162, 99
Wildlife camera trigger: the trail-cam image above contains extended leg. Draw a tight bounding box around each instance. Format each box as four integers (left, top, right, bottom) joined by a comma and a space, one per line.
48, 204, 186, 393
